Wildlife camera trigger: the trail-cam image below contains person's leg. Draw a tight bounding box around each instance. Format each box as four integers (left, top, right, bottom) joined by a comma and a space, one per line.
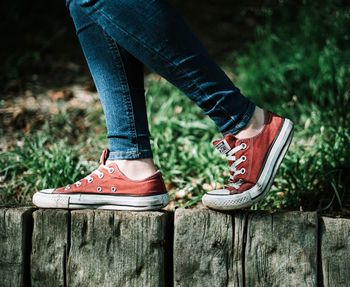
65, 0, 256, 136
32, 0, 172, 210
67, 0, 157, 179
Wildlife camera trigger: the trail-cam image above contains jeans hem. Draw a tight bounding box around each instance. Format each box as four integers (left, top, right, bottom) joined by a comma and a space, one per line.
107, 150, 153, 160
223, 102, 256, 135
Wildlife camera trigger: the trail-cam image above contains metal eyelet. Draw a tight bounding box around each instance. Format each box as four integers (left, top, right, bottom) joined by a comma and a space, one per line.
241, 143, 247, 149
97, 187, 102, 192
108, 167, 115, 174
241, 155, 247, 161
76, 182, 82, 187
111, 187, 116, 192
240, 168, 246, 174
98, 173, 104, 179
87, 178, 93, 183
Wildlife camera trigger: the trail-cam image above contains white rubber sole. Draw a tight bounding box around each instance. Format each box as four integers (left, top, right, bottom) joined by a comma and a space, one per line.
202, 118, 294, 210
32, 191, 170, 211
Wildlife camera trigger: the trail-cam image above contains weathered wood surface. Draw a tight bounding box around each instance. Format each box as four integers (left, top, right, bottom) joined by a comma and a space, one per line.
320, 216, 350, 287
174, 208, 234, 287
67, 210, 170, 287
2, 206, 350, 287
0, 207, 34, 287
174, 209, 318, 287
245, 211, 318, 287
31, 209, 69, 287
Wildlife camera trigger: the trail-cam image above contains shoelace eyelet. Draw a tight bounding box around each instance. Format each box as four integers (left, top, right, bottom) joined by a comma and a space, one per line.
97, 187, 102, 192
76, 182, 82, 187
98, 173, 104, 179
241, 143, 247, 149
111, 187, 116, 192
87, 178, 93, 183
241, 155, 247, 161
240, 168, 246, 174
108, 167, 115, 174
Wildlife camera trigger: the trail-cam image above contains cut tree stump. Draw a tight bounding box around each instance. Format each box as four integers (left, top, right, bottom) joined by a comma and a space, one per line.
67, 210, 170, 287
31, 209, 70, 287
320, 216, 350, 287
245, 211, 318, 287
0, 207, 34, 287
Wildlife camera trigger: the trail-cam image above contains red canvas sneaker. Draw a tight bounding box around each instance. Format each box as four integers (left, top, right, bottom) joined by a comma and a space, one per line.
202, 111, 294, 210
32, 149, 169, 210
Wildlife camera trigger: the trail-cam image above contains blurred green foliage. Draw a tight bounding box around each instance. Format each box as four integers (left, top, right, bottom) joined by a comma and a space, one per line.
237, 0, 350, 117
236, 0, 350, 212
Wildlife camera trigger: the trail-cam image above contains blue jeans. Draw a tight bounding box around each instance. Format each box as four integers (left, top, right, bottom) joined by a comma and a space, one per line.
65, 0, 255, 159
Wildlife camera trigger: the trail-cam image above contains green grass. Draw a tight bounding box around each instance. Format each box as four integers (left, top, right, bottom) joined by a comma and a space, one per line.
0, 78, 227, 207
0, 77, 349, 212
0, 135, 91, 204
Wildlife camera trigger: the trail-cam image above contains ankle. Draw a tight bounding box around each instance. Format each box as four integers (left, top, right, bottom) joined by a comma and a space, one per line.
105, 158, 157, 180
235, 106, 265, 139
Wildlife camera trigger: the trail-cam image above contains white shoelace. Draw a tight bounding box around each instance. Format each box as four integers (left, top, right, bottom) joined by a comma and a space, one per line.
215, 141, 247, 189
64, 165, 115, 191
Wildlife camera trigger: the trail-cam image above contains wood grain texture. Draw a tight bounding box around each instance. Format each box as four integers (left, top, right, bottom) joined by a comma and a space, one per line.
230, 212, 248, 287
245, 211, 318, 287
173, 208, 234, 287
67, 210, 169, 287
3, 206, 350, 286
0, 207, 33, 287
320, 216, 350, 287
31, 209, 69, 287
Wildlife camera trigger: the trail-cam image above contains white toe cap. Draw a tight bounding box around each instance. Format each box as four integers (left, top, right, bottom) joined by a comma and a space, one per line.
38, 188, 55, 194
205, 189, 230, 196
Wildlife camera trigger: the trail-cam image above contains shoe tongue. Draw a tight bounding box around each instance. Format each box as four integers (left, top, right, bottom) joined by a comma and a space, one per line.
99, 149, 110, 165
212, 134, 237, 154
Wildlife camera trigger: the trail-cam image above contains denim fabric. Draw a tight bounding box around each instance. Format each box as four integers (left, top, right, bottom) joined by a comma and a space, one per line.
66, 0, 255, 159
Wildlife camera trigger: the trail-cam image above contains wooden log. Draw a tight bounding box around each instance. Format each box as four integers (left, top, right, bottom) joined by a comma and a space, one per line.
0, 207, 34, 287
244, 211, 318, 287
173, 208, 235, 287
3, 206, 350, 286
31, 209, 69, 287
320, 216, 350, 287
67, 210, 170, 287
